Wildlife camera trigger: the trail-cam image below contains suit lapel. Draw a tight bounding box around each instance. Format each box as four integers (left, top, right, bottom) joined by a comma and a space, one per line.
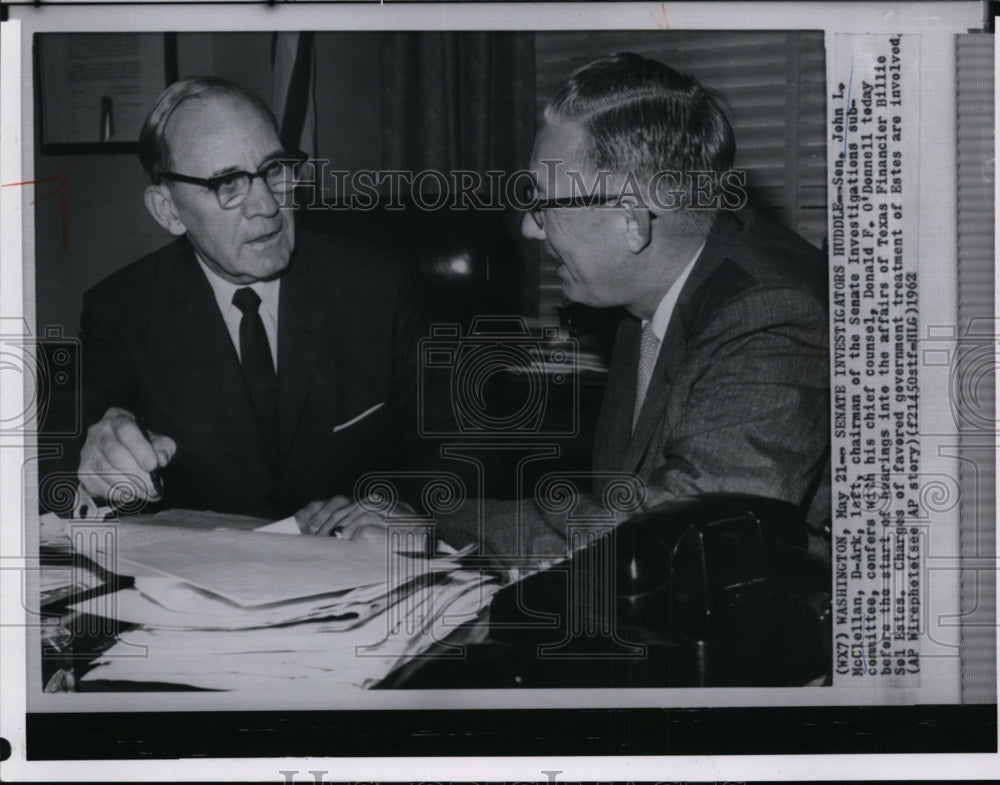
159, 241, 262, 448
593, 315, 639, 475
274, 244, 326, 466
618, 211, 745, 474
622, 318, 684, 472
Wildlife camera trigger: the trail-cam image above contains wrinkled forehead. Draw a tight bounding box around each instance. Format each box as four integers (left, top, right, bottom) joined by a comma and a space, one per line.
530, 119, 601, 196
164, 94, 279, 169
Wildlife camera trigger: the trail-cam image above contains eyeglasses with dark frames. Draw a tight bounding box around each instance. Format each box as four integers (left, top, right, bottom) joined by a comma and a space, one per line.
159, 150, 309, 209
518, 182, 653, 229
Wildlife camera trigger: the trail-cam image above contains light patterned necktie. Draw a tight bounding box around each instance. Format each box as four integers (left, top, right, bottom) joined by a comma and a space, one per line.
633, 321, 661, 429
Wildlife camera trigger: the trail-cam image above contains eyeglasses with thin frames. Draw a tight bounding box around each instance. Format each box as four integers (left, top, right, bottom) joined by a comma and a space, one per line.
159, 150, 308, 210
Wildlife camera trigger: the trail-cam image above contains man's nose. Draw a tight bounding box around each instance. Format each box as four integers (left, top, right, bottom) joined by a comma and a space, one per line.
521, 211, 545, 240
241, 175, 280, 219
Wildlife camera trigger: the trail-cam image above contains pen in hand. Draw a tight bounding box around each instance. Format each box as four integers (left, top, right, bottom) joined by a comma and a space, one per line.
135, 414, 166, 500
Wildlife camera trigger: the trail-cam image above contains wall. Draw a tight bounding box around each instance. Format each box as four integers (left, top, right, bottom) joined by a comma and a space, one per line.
34, 152, 157, 337
313, 33, 382, 175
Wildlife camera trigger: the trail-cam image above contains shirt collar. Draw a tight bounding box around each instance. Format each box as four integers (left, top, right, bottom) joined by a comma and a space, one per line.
195, 255, 281, 323
646, 241, 706, 342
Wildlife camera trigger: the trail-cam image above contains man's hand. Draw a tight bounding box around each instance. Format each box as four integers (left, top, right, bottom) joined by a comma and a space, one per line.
78, 406, 176, 505
295, 496, 418, 541
295, 495, 388, 540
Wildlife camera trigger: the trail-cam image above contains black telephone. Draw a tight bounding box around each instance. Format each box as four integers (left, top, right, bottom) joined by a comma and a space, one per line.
488, 493, 831, 687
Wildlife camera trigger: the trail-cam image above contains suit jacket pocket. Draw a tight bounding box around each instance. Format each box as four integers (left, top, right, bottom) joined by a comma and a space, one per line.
332, 402, 385, 433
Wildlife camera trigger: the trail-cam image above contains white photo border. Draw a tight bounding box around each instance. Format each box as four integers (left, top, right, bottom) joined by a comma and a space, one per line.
1, 1, 995, 781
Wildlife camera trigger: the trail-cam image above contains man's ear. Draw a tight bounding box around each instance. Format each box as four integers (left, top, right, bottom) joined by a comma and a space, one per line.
622, 203, 653, 254
144, 184, 187, 236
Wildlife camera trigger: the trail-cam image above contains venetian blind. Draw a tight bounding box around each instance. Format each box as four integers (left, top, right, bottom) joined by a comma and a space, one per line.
534, 31, 827, 321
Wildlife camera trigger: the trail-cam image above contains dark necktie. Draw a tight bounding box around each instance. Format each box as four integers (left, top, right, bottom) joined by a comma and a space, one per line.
232, 287, 278, 456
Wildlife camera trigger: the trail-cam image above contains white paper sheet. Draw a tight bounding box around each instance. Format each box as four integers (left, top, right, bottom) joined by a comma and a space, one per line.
253, 516, 300, 535
74, 521, 439, 606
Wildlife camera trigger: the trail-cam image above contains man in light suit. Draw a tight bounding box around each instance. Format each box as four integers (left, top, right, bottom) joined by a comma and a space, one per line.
432, 52, 829, 556
76, 77, 437, 520
287, 53, 829, 548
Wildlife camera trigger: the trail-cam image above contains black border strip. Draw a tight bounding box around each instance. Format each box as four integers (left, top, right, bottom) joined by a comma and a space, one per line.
26, 705, 998, 759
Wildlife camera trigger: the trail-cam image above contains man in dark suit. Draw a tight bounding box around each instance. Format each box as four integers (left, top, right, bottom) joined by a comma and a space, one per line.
431, 52, 829, 557
77, 77, 433, 520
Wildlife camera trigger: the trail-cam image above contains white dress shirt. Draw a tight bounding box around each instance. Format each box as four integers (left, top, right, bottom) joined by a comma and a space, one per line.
641, 242, 706, 353
196, 256, 280, 371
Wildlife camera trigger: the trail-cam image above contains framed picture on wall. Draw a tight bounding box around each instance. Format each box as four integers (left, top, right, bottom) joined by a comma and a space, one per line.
36, 32, 178, 153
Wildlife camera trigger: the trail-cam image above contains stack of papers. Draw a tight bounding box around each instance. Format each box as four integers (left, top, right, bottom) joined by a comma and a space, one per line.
56, 512, 497, 690
73, 570, 492, 691
39, 513, 111, 607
